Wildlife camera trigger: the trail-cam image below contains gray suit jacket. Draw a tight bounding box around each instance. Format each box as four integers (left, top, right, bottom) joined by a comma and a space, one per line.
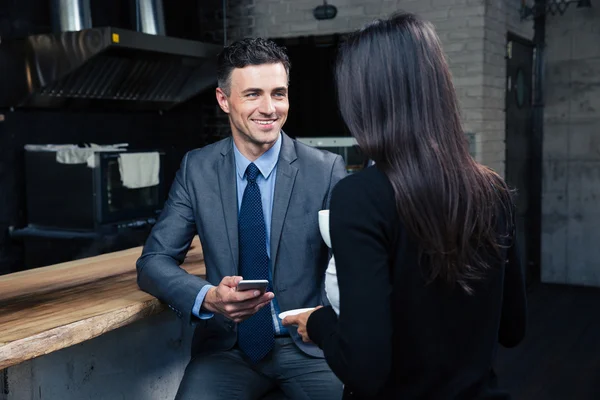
136, 132, 347, 357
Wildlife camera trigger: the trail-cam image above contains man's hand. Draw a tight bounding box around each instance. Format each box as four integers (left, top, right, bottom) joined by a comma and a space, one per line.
281, 306, 322, 343
202, 276, 274, 323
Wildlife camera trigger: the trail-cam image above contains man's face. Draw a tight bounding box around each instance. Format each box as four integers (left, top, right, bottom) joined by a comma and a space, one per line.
216, 63, 289, 156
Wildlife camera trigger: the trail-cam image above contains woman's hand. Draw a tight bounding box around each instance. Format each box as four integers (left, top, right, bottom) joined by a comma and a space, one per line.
281, 306, 323, 343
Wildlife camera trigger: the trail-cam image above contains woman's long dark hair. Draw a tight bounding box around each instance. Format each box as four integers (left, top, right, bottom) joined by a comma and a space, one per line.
336, 12, 514, 294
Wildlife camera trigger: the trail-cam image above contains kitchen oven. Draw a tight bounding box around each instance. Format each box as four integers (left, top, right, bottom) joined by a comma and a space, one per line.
24, 148, 166, 232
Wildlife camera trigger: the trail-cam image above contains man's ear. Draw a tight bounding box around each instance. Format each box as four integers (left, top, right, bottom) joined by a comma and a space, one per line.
216, 87, 230, 114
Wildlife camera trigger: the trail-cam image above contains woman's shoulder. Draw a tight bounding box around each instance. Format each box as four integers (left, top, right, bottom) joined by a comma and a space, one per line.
336, 165, 390, 189
331, 166, 396, 213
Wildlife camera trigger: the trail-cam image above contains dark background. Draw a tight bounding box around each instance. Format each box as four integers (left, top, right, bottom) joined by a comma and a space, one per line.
0, 0, 347, 274
0, 0, 231, 274
273, 34, 348, 139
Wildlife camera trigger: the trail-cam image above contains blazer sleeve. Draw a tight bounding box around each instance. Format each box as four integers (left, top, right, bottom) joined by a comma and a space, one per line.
498, 228, 527, 347
136, 152, 211, 324
307, 175, 394, 397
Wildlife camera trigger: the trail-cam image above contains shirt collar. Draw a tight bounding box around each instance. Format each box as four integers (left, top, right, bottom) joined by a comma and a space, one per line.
233, 133, 282, 180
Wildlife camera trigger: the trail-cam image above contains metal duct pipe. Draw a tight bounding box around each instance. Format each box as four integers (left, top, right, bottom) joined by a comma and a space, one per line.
135, 0, 166, 36
51, 0, 92, 32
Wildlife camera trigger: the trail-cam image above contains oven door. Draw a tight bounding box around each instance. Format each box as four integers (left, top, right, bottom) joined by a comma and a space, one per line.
94, 152, 166, 226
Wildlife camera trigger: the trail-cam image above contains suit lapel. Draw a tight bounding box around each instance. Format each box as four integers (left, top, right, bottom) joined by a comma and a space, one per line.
217, 138, 239, 275
270, 133, 298, 273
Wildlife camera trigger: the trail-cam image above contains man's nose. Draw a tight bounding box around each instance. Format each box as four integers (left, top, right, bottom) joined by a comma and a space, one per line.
258, 96, 276, 115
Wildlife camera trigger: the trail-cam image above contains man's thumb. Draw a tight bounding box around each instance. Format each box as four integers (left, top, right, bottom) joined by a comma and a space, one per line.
221, 275, 243, 288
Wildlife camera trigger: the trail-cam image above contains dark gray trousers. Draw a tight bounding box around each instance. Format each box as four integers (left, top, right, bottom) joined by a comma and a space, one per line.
175, 337, 343, 400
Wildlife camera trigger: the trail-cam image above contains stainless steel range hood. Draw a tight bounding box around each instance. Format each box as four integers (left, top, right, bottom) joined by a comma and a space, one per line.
0, 0, 222, 111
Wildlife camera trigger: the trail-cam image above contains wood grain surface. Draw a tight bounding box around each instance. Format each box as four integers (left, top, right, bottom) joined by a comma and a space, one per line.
0, 237, 205, 370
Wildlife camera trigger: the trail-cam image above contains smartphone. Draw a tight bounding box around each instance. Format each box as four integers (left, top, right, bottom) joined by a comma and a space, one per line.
236, 279, 269, 293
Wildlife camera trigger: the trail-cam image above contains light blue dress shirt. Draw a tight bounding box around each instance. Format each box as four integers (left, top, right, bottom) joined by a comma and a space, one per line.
192, 133, 287, 335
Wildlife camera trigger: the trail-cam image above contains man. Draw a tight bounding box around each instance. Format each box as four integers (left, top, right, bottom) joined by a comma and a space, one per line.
136, 38, 347, 400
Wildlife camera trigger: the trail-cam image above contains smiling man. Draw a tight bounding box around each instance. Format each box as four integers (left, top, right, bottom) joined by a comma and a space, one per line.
136, 38, 347, 400
216, 61, 289, 158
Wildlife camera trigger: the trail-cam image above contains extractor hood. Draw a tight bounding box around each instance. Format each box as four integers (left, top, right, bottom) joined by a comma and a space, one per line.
0, 0, 222, 111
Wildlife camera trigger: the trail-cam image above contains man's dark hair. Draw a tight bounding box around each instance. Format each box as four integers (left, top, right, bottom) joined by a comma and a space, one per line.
217, 38, 291, 95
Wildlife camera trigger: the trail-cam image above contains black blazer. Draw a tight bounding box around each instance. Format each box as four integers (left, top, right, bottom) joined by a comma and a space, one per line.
307, 166, 526, 399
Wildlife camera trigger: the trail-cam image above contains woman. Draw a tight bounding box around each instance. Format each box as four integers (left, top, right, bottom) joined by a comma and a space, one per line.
282, 12, 527, 400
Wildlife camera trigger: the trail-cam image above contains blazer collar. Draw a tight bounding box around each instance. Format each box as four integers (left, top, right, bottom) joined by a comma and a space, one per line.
270, 132, 298, 274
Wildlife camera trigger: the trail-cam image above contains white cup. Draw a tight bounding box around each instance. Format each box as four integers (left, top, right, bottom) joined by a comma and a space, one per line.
318, 210, 331, 248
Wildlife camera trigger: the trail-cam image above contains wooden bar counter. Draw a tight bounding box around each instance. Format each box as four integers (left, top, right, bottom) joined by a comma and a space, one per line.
0, 237, 205, 371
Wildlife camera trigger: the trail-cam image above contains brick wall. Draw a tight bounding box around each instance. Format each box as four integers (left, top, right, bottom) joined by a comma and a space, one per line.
248, 0, 494, 167
542, 6, 600, 287
196, 0, 252, 142
477, 0, 532, 174
479, 0, 508, 174
219, 0, 534, 176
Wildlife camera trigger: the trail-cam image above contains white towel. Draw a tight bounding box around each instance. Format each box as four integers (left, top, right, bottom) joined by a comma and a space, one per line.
56, 147, 95, 165
118, 152, 160, 189
24, 143, 129, 168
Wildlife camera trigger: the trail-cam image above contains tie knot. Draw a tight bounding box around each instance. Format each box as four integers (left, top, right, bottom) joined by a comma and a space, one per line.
245, 163, 261, 183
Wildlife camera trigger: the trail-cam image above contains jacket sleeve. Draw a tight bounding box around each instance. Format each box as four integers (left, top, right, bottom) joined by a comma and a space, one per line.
498, 230, 527, 347
307, 175, 393, 397
136, 152, 211, 324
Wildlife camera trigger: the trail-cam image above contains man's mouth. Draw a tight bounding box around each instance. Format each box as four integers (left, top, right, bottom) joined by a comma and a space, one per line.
252, 119, 277, 126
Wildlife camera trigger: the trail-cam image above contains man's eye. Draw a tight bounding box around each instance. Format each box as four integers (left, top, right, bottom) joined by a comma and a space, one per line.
274, 92, 286, 97
246, 93, 258, 97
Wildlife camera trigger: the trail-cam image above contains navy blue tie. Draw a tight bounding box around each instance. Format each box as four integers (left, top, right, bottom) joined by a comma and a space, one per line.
237, 163, 274, 363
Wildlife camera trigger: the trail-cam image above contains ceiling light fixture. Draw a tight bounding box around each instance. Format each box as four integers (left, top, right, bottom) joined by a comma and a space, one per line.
313, 0, 337, 20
